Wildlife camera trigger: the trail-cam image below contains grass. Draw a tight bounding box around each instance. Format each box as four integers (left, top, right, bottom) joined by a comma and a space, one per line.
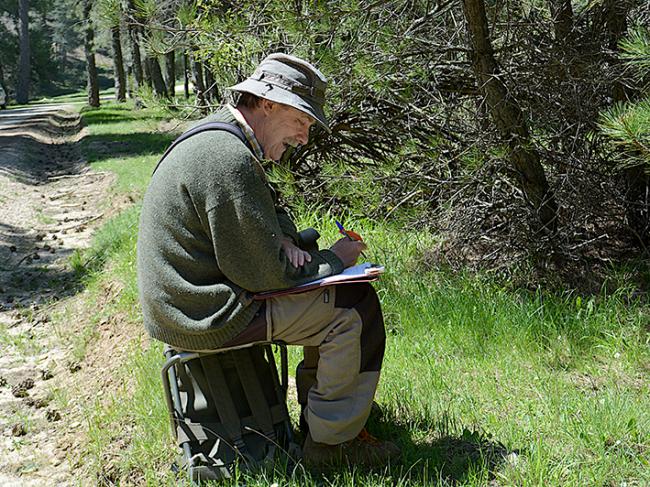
52, 102, 650, 486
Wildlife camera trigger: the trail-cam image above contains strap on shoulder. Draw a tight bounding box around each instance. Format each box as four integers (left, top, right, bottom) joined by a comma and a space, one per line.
152, 121, 252, 175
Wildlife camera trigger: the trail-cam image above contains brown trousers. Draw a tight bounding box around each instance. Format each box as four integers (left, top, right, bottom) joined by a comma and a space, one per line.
225, 283, 386, 445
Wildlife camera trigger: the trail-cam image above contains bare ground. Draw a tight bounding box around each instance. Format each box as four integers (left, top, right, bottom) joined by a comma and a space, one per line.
0, 105, 116, 485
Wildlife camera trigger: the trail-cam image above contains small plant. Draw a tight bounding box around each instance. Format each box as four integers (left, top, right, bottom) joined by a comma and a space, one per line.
69, 249, 87, 276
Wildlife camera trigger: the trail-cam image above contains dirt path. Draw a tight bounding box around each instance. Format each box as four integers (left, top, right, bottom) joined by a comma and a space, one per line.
0, 104, 114, 485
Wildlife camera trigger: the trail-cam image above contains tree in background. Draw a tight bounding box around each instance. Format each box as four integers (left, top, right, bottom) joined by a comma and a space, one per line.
123, 0, 169, 98
98, 0, 126, 102
16, 0, 30, 103
111, 21, 126, 101
1, 0, 86, 101
182, 53, 189, 99
462, 0, 557, 232
159, 2, 178, 99
188, 50, 206, 107
164, 49, 175, 97
0, 63, 6, 93
82, 0, 100, 107
124, 0, 143, 92
147, 54, 168, 97
0, 16, 18, 96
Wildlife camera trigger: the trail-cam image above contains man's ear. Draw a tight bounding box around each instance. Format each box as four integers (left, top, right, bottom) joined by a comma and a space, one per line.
261, 98, 276, 117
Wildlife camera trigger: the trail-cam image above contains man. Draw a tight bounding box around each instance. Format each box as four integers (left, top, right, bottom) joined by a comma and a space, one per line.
137, 53, 399, 466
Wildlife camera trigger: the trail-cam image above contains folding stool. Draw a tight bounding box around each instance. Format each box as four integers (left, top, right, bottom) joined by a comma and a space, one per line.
161, 343, 298, 482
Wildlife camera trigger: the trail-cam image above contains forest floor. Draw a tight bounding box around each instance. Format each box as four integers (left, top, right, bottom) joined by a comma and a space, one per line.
0, 104, 116, 485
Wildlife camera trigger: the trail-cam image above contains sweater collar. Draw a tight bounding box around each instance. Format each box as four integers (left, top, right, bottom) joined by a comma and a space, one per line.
227, 104, 265, 161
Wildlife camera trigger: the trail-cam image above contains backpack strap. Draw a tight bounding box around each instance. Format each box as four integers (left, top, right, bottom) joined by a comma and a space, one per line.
152, 121, 252, 175
198, 355, 248, 454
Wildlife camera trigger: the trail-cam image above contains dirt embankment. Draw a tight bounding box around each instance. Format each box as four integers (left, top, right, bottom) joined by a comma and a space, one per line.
0, 105, 115, 486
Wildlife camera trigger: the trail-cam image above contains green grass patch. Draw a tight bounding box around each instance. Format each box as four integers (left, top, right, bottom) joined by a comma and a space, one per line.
80, 102, 177, 197
57, 104, 650, 486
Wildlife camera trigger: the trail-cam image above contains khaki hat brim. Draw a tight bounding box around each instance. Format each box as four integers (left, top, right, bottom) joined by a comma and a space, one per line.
228, 79, 331, 133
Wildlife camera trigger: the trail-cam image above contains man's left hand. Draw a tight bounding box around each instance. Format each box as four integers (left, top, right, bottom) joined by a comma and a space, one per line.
281, 238, 312, 268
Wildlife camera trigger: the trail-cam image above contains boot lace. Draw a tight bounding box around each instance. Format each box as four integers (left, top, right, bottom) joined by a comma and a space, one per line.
356, 428, 382, 445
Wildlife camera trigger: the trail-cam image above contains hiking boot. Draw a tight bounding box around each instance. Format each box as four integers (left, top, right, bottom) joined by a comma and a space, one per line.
302, 428, 401, 468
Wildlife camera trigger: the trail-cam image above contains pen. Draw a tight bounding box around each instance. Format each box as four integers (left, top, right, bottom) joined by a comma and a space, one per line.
335, 220, 367, 258
335, 220, 351, 239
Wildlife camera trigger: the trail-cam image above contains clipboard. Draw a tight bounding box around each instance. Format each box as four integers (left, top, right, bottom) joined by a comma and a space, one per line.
253, 262, 385, 300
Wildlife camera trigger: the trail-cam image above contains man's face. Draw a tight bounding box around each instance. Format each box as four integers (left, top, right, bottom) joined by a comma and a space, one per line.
258, 101, 316, 161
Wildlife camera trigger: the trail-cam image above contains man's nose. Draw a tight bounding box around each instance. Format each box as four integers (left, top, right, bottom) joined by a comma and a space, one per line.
296, 126, 310, 145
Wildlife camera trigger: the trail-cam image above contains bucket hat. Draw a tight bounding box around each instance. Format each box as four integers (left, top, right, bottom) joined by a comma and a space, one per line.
228, 53, 330, 133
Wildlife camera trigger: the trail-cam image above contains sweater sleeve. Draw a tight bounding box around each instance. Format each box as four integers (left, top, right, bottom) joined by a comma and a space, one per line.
276, 207, 300, 244
205, 154, 343, 293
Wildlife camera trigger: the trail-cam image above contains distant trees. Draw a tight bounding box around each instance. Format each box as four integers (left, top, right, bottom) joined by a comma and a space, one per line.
82, 0, 99, 107
97, 0, 126, 102
122, 0, 143, 92
1, 0, 85, 102
110, 23, 126, 102
147, 55, 168, 98
16, 0, 30, 103
50, 0, 84, 78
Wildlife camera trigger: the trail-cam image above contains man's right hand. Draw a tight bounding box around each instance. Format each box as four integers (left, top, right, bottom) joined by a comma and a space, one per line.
330, 237, 367, 268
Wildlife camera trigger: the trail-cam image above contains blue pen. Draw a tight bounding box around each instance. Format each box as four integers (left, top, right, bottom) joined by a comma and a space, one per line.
335, 220, 350, 239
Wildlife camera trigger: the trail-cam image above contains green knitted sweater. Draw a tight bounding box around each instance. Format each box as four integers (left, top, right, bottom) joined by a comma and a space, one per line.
136, 109, 343, 351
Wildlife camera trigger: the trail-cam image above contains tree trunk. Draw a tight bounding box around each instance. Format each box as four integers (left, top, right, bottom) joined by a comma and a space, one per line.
60, 44, 68, 75
126, 0, 143, 90
148, 56, 168, 97
190, 54, 206, 107
111, 25, 126, 102
126, 65, 133, 98
623, 168, 650, 247
143, 55, 152, 88
462, 0, 557, 232
0, 63, 6, 93
129, 30, 143, 90
183, 53, 190, 99
204, 65, 218, 103
83, 0, 100, 108
599, 0, 633, 102
16, 0, 30, 104
548, 0, 573, 43
165, 50, 175, 97
600, 0, 631, 52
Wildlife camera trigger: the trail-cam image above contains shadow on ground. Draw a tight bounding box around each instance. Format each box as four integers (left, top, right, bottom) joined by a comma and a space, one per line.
81, 133, 175, 164
80, 105, 169, 125
362, 412, 519, 484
